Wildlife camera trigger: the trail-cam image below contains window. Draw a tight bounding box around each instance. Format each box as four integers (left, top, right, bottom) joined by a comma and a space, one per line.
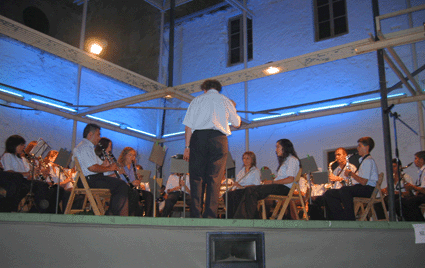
314, 0, 348, 41
228, 16, 253, 66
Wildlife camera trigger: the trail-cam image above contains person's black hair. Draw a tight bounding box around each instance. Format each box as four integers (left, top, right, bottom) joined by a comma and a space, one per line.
200, 79, 222, 92
95, 137, 112, 159
276, 139, 299, 171
357, 137, 375, 152
83, 123, 100, 138
5, 135, 26, 155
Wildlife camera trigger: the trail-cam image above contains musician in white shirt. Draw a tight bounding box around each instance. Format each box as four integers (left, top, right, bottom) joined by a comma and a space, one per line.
183, 79, 241, 218
398, 151, 425, 221
73, 123, 129, 216
233, 139, 300, 219
161, 173, 191, 217
225, 151, 261, 218
325, 137, 378, 220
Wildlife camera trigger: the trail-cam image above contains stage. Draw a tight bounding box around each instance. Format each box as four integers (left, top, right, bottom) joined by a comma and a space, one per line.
0, 213, 423, 267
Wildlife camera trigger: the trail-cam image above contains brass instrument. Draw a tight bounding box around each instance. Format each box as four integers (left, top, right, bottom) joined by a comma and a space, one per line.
399, 173, 414, 197
327, 160, 338, 187
345, 154, 353, 186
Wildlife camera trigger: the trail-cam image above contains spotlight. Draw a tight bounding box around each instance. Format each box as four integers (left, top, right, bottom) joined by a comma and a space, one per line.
89, 43, 103, 55
86, 38, 108, 56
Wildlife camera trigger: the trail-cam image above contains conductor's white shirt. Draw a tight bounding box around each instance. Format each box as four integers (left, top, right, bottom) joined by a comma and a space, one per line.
183, 89, 241, 136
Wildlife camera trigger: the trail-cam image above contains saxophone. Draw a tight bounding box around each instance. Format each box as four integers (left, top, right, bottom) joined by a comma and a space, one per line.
328, 160, 337, 186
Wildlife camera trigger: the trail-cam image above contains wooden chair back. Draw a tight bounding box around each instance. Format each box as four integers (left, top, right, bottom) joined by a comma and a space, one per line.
64, 157, 111, 216
353, 172, 388, 221
258, 168, 308, 220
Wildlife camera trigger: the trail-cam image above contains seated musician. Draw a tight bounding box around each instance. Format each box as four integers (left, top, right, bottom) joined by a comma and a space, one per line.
233, 139, 300, 219
0, 135, 54, 212
397, 151, 425, 221
161, 173, 191, 217
118, 147, 153, 217
135, 165, 151, 192
309, 148, 356, 220
72, 123, 129, 216
324, 137, 378, 221
374, 159, 414, 220
44, 150, 74, 191
224, 151, 261, 219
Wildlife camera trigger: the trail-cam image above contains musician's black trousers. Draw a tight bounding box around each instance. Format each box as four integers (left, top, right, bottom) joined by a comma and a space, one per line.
233, 184, 290, 219
223, 188, 245, 219
399, 194, 425, 221
189, 130, 227, 218
324, 184, 374, 220
161, 191, 191, 217
81, 174, 128, 216
0, 171, 29, 212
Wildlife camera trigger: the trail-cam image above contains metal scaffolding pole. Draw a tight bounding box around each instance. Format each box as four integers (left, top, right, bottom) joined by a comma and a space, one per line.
373, 0, 396, 221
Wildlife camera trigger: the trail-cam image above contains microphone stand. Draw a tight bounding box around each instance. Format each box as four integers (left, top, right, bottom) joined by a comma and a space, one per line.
388, 107, 418, 221
20, 154, 38, 212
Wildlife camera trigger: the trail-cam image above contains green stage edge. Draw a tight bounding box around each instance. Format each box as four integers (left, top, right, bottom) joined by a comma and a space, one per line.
0, 213, 418, 229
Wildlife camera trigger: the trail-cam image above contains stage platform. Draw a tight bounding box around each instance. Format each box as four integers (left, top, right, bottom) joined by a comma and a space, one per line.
1, 213, 424, 267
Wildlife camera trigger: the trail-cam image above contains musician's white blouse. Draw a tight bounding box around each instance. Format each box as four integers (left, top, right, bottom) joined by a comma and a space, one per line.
275, 155, 300, 189
1, 153, 30, 173
236, 166, 261, 187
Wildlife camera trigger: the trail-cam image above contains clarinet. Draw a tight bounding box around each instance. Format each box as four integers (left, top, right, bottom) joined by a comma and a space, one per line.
108, 152, 135, 189
132, 161, 142, 196
97, 143, 134, 189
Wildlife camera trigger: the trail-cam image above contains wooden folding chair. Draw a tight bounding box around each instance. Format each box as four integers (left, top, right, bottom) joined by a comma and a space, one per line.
420, 203, 425, 216
258, 169, 308, 220
172, 199, 190, 217
353, 173, 388, 221
64, 157, 111, 216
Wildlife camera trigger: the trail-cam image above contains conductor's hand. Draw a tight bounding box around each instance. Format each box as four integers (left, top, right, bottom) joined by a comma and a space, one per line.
183, 148, 190, 161
230, 99, 236, 107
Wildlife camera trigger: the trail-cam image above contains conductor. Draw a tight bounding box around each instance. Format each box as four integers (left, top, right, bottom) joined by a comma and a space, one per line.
183, 79, 241, 218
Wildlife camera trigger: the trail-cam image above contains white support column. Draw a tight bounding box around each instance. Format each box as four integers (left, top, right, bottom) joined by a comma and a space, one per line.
72, 0, 88, 150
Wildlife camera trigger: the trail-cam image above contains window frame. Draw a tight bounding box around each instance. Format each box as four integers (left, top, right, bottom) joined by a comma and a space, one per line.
227, 15, 253, 66
313, 0, 349, 42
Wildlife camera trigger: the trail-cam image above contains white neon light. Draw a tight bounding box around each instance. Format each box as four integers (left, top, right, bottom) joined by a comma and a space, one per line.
252, 112, 296, 121
299, 103, 348, 113
162, 131, 185, 137
86, 115, 120, 126
126, 127, 157, 137
0, 88, 24, 98
351, 93, 406, 104
31, 98, 76, 112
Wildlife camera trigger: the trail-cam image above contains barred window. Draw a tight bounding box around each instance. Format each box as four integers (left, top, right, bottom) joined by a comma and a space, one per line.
314, 0, 348, 41
228, 16, 253, 65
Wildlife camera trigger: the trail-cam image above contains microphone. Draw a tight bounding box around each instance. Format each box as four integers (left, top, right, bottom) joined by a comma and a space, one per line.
401, 162, 413, 170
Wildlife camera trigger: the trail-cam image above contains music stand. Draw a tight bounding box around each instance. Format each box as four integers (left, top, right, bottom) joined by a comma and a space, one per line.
300, 156, 319, 204
21, 138, 51, 212
224, 152, 235, 219
260, 168, 273, 182
311, 171, 328, 185
170, 158, 189, 218
148, 142, 167, 217
29, 138, 50, 158
137, 170, 151, 183
53, 148, 72, 214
